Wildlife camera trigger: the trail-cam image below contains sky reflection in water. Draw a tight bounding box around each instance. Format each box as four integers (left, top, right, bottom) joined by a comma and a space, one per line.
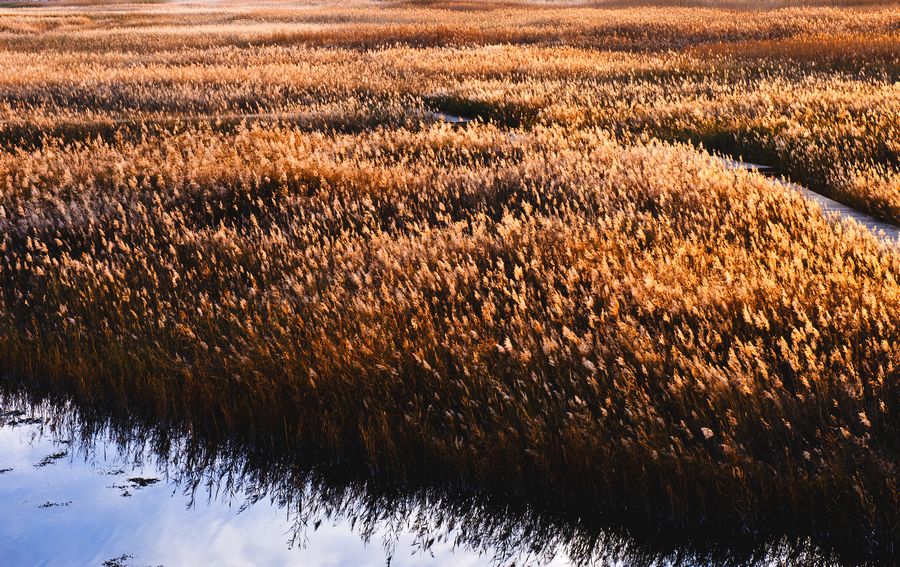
0, 406, 572, 567
0, 398, 846, 567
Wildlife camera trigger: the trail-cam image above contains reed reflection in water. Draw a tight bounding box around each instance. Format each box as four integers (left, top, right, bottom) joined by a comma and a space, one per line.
0, 392, 843, 567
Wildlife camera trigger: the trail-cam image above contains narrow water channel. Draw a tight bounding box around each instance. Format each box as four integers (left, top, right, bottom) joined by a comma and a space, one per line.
0, 395, 847, 567
1, 400, 554, 566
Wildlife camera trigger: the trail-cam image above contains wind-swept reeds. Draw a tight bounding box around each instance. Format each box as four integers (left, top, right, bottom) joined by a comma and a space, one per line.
0, 1, 898, 563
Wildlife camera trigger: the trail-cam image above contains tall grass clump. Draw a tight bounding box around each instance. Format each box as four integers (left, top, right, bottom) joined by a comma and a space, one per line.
1, 123, 899, 561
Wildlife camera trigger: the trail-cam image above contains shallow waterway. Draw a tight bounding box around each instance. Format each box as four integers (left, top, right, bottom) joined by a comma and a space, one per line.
0, 413, 538, 566
0, 397, 845, 567
0, 400, 581, 566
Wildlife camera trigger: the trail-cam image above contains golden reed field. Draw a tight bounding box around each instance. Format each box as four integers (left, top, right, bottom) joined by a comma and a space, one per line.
0, 0, 899, 563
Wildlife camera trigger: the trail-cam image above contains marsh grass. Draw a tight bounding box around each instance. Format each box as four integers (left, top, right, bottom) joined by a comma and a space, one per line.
0, 1, 898, 564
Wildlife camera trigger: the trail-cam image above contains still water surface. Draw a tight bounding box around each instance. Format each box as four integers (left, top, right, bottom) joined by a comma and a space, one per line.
0, 398, 841, 567
0, 401, 575, 566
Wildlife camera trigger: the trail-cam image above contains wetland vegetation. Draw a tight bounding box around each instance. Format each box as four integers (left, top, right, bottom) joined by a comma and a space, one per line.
0, 0, 898, 564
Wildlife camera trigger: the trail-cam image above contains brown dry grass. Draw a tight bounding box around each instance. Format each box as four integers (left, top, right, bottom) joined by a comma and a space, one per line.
0, 1, 898, 563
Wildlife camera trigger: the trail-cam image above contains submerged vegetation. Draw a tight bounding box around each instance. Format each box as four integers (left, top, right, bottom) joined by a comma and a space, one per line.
0, 0, 898, 564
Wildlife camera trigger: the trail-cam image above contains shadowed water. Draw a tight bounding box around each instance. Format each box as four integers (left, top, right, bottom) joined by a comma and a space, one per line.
0, 392, 849, 567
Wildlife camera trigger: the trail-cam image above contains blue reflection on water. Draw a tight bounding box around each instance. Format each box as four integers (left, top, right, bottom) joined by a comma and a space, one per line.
0, 407, 569, 567
0, 398, 850, 567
